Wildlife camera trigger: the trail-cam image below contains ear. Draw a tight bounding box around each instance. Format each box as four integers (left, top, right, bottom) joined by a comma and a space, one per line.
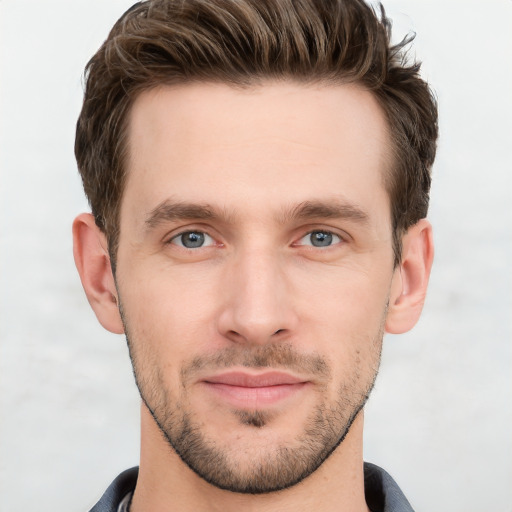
72, 213, 124, 334
385, 219, 434, 334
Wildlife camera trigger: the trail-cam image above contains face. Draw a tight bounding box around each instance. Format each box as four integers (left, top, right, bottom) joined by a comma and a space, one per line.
116, 82, 396, 493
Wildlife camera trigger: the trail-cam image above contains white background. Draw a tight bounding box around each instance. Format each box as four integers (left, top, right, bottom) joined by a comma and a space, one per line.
1, 1, 511, 510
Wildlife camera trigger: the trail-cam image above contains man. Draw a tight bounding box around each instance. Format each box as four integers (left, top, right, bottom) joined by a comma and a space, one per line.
72, 0, 437, 510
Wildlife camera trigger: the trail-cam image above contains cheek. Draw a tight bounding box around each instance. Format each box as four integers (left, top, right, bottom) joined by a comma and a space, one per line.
293, 266, 388, 376
118, 263, 223, 355
294, 263, 391, 327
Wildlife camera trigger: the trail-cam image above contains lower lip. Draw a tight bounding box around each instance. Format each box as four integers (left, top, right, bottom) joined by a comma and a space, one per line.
202, 382, 308, 408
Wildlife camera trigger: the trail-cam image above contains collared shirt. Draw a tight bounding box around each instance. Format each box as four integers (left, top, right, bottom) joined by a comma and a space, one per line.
89, 462, 415, 512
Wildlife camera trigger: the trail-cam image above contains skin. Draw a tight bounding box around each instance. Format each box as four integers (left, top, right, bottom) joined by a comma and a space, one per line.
73, 81, 434, 512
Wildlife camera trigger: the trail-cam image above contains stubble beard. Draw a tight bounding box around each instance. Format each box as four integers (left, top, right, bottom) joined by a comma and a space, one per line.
122, 313, 384, 494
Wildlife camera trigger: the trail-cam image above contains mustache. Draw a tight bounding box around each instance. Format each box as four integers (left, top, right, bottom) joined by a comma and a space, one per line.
180, 343, 331, 382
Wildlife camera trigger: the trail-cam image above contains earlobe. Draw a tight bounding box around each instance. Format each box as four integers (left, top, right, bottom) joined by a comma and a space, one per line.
385, 219, 434, 334
72, 213, 124, 334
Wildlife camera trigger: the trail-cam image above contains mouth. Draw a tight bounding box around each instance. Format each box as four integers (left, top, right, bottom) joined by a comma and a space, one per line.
200, 371, 309, 408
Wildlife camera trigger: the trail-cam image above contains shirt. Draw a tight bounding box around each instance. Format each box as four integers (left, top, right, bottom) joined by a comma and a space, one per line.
89, 462, 415, 512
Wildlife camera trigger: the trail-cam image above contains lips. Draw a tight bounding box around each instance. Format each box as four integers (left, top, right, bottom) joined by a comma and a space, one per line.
204, 371, 304, 387
201, 371, 308, 408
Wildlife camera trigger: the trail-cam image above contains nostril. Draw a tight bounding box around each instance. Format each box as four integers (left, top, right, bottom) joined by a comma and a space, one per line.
227, 331, 244, 341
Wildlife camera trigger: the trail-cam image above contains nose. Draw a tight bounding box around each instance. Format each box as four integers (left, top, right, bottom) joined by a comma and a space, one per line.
217, 248, 298, 346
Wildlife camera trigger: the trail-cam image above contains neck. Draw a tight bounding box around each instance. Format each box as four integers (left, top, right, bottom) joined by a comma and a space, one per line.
130, 404, 370, 512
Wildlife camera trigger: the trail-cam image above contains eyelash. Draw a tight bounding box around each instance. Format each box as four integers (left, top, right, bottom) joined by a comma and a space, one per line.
167, 230, 217, 249
295, 230, 344, 248
166, 228, 346, 251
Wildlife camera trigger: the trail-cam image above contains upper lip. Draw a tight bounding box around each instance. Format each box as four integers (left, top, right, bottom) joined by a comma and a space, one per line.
202, 371, 306, 387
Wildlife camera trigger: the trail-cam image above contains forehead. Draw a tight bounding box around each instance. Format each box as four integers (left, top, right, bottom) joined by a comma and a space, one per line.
122, 81, 391, 224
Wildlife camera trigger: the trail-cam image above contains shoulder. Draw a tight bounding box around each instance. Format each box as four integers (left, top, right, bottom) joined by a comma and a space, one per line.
89, 467, 139, 512
364, 462, 415, 512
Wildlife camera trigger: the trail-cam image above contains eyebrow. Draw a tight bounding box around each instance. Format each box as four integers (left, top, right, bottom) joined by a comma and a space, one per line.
282, 200, 370, 225
144, 197, 370, 231
145, 200, 219, 229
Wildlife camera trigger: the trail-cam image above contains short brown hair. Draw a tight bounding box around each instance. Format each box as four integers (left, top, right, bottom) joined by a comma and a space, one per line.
75, 0, 438, 268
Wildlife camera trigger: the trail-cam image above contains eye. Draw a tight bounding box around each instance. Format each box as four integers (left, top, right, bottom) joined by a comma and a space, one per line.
297, 230, 343, 248
169, 231, 215, 249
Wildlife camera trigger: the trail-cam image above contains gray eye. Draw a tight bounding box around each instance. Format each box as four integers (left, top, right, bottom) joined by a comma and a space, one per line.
171, 231, 214, 249
297, 230, 341, 248
310, 231, 333, 247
